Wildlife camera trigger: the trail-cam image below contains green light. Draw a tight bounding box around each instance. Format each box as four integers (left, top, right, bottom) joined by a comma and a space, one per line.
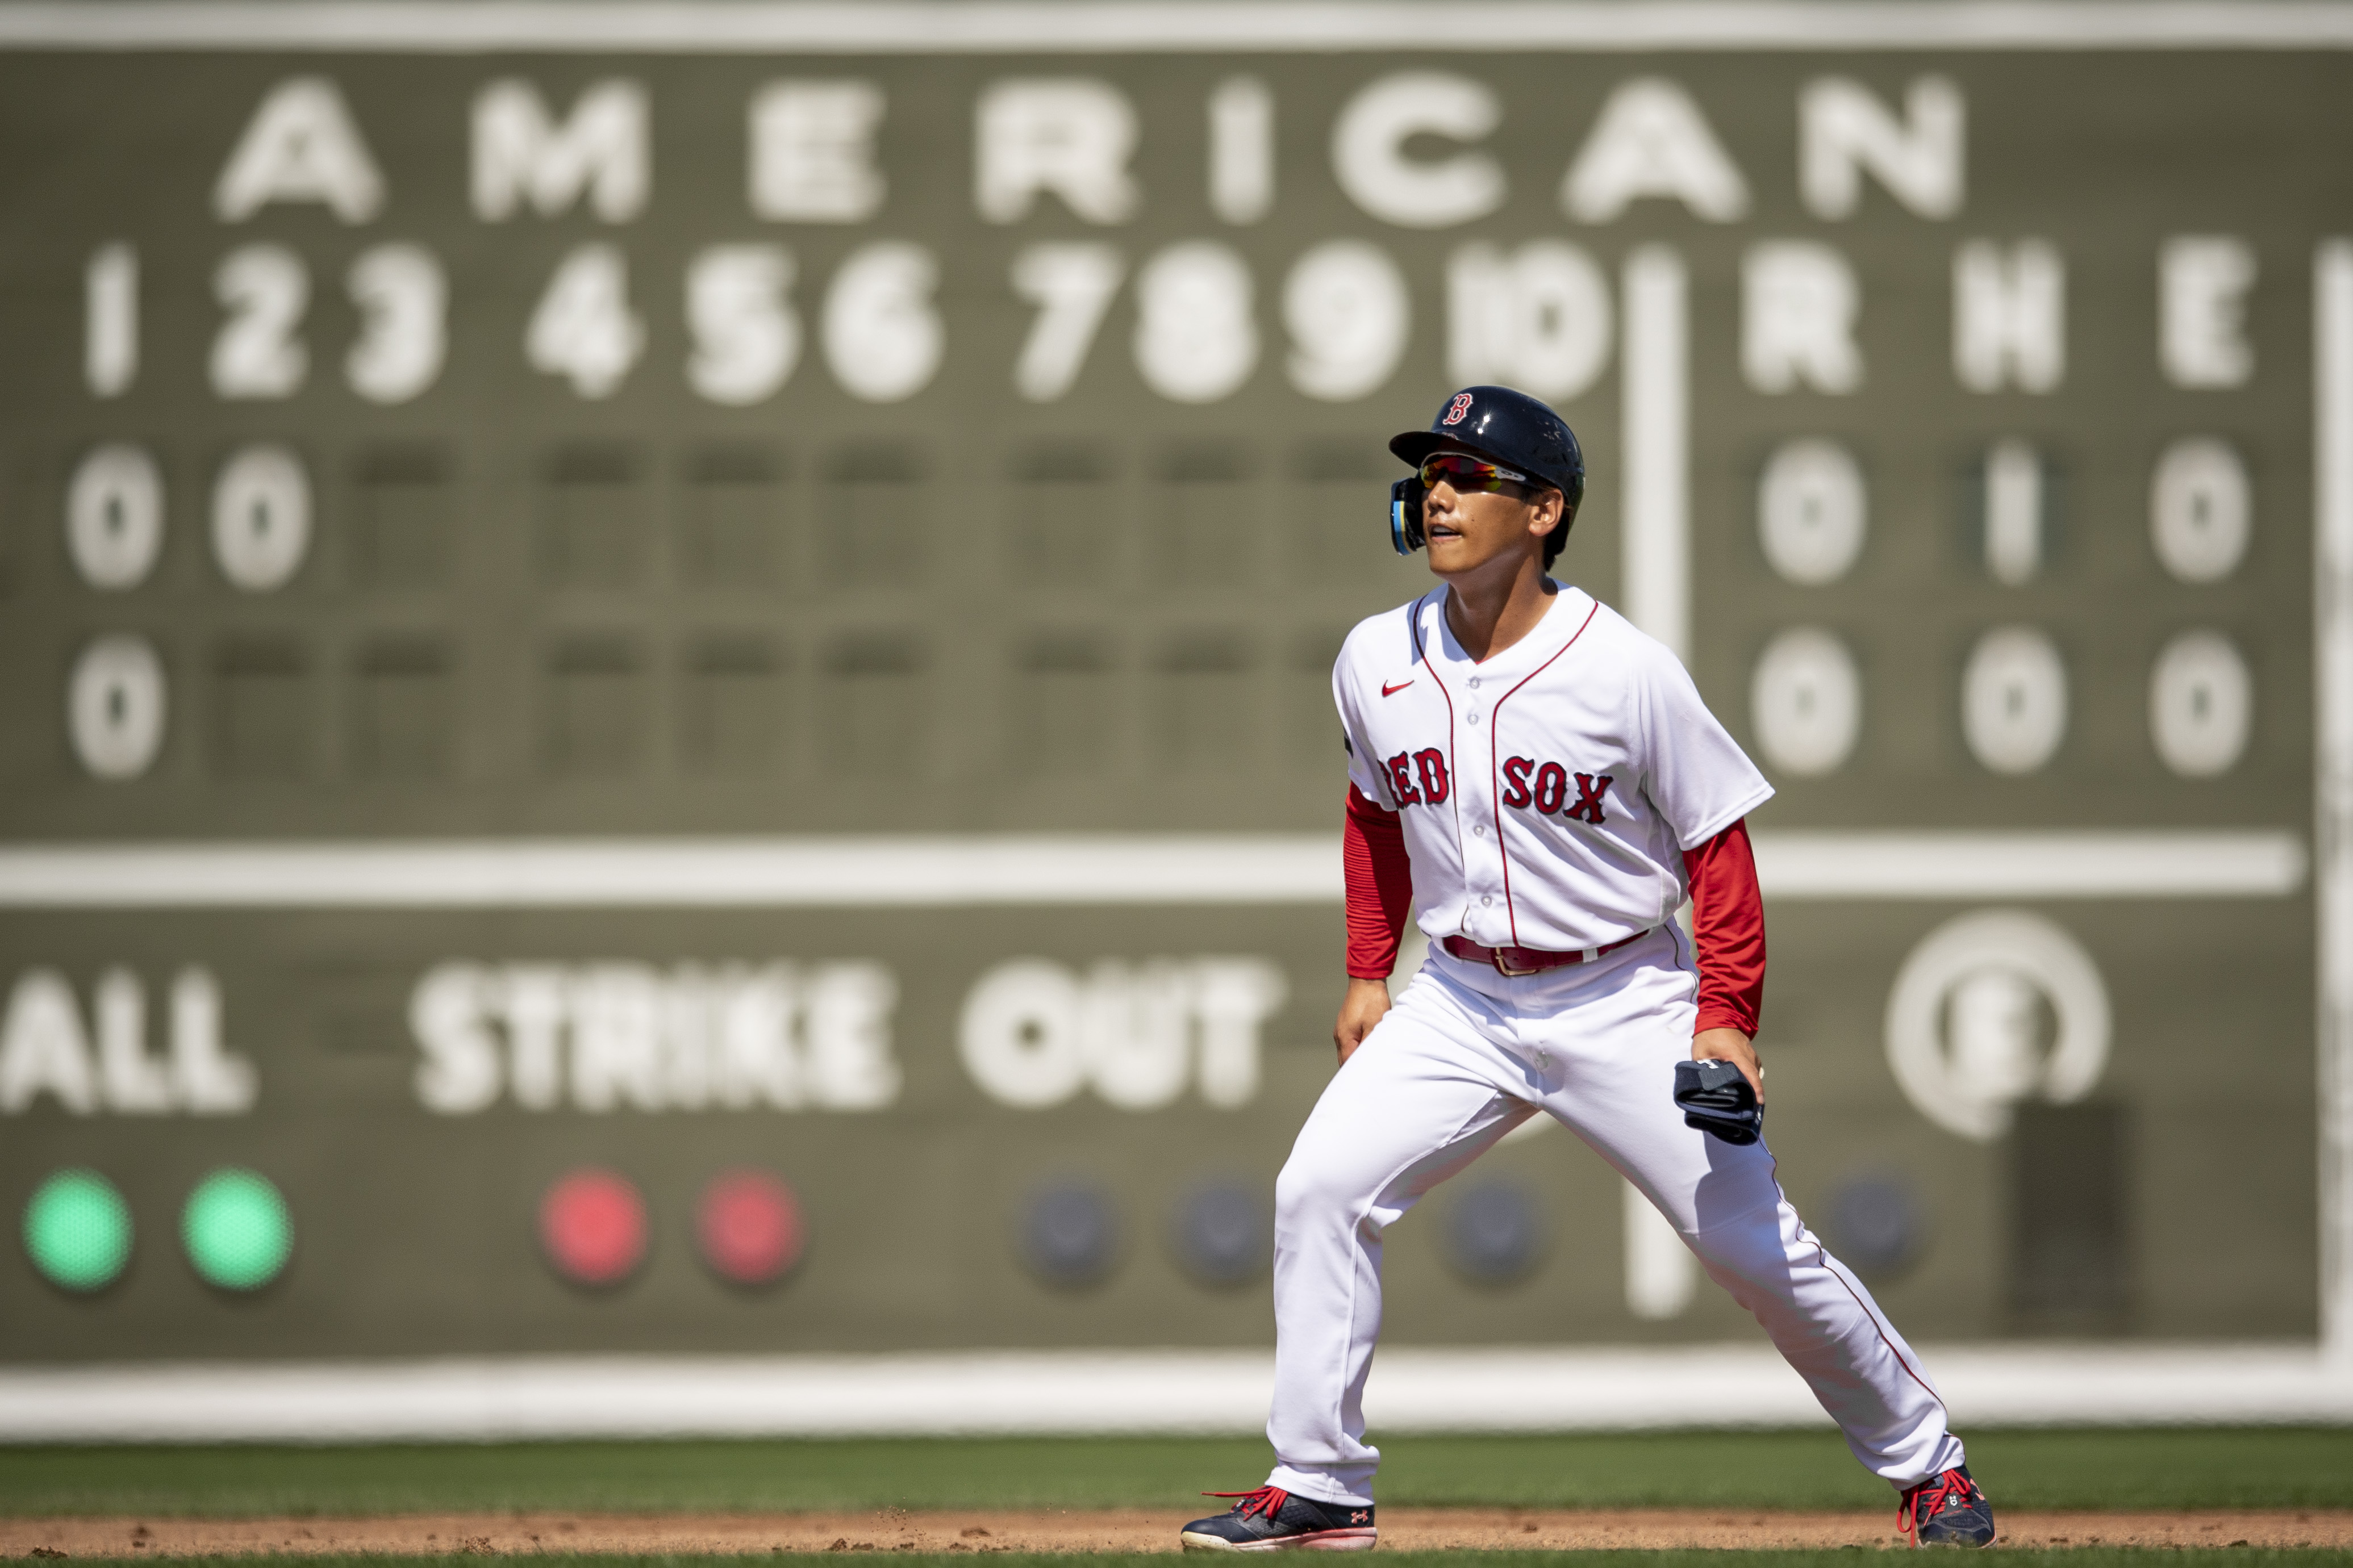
23, 1169, 132, 1292
181, 1168, 291, 1291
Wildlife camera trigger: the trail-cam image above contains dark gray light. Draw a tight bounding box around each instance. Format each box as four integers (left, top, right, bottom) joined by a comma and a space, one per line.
1828, 1174, 1922, 1280
1020, 1181, 1120, 1289
1444, 1180, 1545, 1285
1169, 1180, 1266, 1287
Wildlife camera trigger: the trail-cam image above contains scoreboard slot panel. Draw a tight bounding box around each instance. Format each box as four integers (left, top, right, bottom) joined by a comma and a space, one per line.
538, 446, 649, 592
1154, 446, 1257, 591
678, 635, 790, 777
819, 630, 929, 781
209, 637, 314, 781
2008, 1100, 2133, 1336
540, 634, 647, 778
817, 448, 928, 594
1010, 630, 1115, 779
350, 637, 454, 781
679, 456, 790, 592
1153, 628, 1259, 773
0, 36, 2338, 1372
1003, 447, 1118, 590
351, 448, 454, 592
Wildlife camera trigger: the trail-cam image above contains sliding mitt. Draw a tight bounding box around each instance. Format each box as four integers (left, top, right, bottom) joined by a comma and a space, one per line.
1673, 1059, 1763, 1146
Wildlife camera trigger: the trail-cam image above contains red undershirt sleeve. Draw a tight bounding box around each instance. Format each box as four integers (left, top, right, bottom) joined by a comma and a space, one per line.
1682, 817, 1766, 1039
1343, 784, 1413, 980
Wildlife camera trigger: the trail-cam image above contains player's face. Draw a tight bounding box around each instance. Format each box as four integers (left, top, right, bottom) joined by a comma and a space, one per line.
1419, 447, 1562, 579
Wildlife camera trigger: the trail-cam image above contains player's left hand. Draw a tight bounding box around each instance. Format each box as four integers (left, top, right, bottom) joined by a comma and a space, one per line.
1691, 1027, 1763, 1105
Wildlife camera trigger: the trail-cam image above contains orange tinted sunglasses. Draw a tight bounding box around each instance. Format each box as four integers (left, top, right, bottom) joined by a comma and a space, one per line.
1417, 454, 1529, 493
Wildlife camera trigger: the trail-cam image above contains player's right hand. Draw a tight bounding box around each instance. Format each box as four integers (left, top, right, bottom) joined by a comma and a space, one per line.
1333, 977, 1392, 1065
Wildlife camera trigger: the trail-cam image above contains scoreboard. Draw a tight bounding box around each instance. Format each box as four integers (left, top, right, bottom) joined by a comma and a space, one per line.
1, 2, 2348, 1372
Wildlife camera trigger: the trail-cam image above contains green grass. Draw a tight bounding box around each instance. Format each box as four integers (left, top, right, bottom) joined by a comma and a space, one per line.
34, 1557, 2353, 1568
2, 1429, 2350, 1519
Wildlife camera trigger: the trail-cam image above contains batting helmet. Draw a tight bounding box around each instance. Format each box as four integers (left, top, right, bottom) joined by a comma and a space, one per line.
1385, 385, 1586, 557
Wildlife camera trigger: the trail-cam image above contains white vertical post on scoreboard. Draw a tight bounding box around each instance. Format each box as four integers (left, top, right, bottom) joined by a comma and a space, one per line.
2317, 240, 2353, 1368
1622, 244, 1691, 665
1620, 242, 1700, 1321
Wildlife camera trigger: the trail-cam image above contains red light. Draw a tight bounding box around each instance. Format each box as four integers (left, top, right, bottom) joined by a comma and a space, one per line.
696, 1170, 803, 1286
539, 1168, 647, 1287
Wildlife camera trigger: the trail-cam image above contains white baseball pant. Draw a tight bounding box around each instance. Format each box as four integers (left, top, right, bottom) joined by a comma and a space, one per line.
1263, 927, 1965, 1506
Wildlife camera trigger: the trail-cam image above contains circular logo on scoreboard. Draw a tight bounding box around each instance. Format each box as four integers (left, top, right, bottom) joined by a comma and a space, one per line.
1883, 909, 2111, 1141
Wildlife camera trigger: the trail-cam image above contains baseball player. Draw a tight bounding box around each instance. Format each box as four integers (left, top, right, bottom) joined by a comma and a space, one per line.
1181, 386, 1993, 1552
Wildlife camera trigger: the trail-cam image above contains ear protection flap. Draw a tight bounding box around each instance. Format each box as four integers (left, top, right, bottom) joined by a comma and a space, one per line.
1388, 477, 1426, 555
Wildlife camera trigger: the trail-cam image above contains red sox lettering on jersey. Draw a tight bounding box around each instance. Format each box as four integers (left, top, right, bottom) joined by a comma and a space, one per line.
1389, 749, 1612, 824
1334, 586, 1771, 953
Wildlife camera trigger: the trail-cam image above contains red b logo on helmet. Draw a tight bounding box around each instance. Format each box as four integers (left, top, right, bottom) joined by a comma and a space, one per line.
1442, 392, 1474, 425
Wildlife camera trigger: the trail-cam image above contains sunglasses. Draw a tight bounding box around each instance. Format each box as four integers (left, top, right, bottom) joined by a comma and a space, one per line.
1417, 453, 1530, 493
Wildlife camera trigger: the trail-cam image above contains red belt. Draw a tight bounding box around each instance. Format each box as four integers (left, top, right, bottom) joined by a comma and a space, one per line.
1441, 930, 1647, 978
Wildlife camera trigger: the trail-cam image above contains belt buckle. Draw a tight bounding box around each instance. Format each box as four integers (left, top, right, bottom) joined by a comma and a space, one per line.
1492, 951, 1540, 978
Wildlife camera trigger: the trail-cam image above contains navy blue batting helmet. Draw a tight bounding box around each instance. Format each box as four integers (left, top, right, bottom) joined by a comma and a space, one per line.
1385, 385, 1586, 557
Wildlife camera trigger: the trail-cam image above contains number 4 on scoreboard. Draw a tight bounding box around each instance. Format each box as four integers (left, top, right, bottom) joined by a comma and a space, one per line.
527, 242, 645, 400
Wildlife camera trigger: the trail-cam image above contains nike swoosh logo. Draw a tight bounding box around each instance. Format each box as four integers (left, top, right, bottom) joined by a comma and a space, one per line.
1382, 680, 1414, 697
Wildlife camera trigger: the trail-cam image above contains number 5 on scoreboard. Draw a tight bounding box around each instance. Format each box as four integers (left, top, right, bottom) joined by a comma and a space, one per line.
686, 244, 799, 407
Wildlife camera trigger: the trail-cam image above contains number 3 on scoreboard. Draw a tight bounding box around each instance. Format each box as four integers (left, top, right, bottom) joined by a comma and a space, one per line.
347, 244, 447, 405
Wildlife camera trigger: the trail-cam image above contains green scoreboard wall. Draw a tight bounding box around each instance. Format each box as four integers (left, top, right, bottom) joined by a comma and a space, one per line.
1, 3, 2348, 1362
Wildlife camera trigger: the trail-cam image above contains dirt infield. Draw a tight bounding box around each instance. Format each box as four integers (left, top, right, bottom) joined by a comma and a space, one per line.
5, 1509, 2352, 1556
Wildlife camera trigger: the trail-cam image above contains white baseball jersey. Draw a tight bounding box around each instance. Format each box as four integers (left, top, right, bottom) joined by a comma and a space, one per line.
1333, 583, 1774, 952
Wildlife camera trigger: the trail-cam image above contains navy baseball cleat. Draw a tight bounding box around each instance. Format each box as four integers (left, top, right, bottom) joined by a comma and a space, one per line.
1900, 1465, 1995, 1547
1180, 1486, 1376, 1552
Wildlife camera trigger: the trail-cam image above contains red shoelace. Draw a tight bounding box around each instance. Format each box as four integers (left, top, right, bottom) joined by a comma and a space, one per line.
1899, 1468, 1979, 1544
1203, 1486, 1288, 1520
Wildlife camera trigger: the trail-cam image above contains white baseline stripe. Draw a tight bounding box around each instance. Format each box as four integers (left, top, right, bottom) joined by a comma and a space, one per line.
1753, 828, 2309, 899
0, 836, 1341, 909
0, 1344, 2346, 1442
0, 829, 2306, 908
3, 2, 2353, 53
